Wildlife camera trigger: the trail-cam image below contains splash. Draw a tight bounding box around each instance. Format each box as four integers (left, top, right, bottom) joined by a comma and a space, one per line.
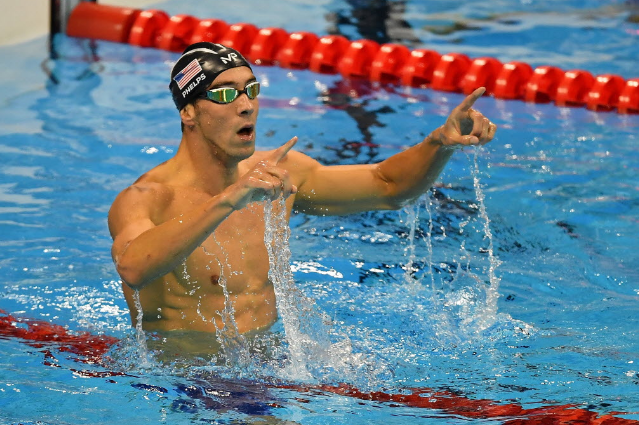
402, 202, 419, 287
264, 197, 311, 379
264, 197, 372, 384
405, 147, 508, 344
132, 290, 153, 368
470, 147, 502, 331
421, 194, 461, 343
423, 195, 435, 291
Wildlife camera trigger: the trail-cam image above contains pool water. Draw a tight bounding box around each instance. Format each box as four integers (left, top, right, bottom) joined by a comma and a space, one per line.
1, 0, 639, 423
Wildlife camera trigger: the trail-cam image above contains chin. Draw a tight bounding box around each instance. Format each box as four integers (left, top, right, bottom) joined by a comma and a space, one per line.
233, 144, 256, 161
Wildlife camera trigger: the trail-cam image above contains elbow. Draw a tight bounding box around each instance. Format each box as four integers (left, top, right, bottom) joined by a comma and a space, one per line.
373, 166, 412, 211
383, 196, 414, 211
372, 168, 396, 209
377, 191, 405, 211
113, 243, 157, 289
379, 185, 421, 211
372, 187, 412, 211
115, 261, 149, 290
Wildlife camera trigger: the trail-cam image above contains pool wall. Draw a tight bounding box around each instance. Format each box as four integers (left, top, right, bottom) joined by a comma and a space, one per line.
0, 1, 159, 46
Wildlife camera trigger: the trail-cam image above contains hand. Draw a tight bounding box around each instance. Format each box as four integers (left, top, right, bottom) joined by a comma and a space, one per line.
226, 136, 299, 209
434, 87, 497, 149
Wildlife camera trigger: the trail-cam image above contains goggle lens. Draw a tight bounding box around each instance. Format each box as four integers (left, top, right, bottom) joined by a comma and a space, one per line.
204, 81, 260, 104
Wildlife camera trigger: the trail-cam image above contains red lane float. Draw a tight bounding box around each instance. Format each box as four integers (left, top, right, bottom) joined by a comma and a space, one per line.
618, 79, 639, 114
587, 74, 625, 111
494, 61, 534, 100
189, 18, 229, 44
0, 310, 116, 364
278, 32, 319, 69
338, 39, 380, 79
1, 309, 638, 424
218, 23, 259, 57
128, 10, 170, 48
309, 35, 351, 74
300, 383, 639, 425
525, 65, 564, 103
431, 53, 472, 92
157, 14, 200, 52
460, 57, 503, 95
66, 2, 141, 43
64, 2, 639, 113
556, 70, 595, 107
400, 49, 442, 88
370, 43, 411, 84
249, 28, 289, 65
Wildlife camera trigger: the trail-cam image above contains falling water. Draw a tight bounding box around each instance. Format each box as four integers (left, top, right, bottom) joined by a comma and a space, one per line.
470, 148, 502, 331
421, 193, 460, 343
264, 197, 311, 379
402, 202, 419, 286
423, 195, 435, 291
132, 290, 152, 368
406, 147, 503, 342
263, 197, 371, 383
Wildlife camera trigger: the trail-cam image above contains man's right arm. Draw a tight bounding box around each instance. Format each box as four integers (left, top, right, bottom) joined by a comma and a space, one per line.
108, 182, 237, 289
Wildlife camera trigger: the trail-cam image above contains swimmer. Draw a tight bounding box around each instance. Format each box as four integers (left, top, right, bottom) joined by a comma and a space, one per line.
107, 42, 496, 346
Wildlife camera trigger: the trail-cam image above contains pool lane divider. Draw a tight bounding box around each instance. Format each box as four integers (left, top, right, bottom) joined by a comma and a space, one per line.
1, 309, 638, 424
63, 2, 639, 114
0, 308, 117, 366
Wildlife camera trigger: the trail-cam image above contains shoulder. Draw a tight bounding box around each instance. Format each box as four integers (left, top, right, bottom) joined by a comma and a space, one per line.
108, 179, 174, 235
113, 161, 178, 208
112, 179, 174, 209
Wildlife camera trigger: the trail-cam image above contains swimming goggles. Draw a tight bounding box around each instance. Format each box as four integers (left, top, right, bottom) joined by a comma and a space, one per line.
201, 81, 261, 104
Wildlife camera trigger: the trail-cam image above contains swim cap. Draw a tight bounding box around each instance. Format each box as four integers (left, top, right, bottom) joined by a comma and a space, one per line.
169, 42, 252, 110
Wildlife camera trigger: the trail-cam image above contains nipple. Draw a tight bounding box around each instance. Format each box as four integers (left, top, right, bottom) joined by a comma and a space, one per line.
210, 274, 220, 286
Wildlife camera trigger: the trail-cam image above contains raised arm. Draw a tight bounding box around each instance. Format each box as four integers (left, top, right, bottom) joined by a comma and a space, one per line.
292, 88, 497, 215
109, 138, 298, 289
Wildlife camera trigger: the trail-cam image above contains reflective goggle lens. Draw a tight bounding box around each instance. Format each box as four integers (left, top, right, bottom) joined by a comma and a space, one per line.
204, 81, 260, 104
245, 82, 260, 99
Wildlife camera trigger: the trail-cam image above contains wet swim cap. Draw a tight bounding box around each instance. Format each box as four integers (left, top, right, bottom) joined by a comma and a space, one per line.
169, 42, 252, 110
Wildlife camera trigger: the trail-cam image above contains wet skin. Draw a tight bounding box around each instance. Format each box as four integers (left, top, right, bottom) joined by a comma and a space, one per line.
108, 66, 497, 340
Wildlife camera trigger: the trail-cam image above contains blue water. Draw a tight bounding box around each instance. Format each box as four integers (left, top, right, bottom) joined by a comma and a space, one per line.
1, 0, 639, 423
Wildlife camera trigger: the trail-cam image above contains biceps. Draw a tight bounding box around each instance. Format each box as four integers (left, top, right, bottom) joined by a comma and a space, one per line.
293, 164, 397, 215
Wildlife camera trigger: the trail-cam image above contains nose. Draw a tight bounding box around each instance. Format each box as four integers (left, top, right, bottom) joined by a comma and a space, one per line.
236, 92, 255, 116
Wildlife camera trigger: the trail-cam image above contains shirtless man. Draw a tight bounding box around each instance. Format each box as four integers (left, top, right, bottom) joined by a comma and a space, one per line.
108, 42, 496, 349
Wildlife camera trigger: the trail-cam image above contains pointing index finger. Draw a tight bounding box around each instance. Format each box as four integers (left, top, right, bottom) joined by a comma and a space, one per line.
269, 136, 298, 164
457, 87, 486, 112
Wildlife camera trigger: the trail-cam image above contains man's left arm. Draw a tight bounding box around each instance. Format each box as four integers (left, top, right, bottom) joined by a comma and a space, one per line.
291, 87, 497, 216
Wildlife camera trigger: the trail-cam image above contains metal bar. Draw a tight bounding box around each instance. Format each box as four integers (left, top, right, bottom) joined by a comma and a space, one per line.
50, 0, 95, 35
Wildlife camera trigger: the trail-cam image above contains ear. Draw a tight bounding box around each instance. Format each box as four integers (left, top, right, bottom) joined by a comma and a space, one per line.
179, 104, 197, 129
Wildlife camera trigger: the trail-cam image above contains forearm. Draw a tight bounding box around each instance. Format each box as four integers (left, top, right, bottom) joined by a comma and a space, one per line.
115, 192, 236, 289
377, 126, 454, 205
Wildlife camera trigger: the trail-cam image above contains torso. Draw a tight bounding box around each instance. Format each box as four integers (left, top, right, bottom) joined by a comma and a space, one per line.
121, 152, 295, 335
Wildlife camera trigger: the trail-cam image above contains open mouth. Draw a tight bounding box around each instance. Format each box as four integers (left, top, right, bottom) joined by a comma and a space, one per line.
237, 124, 254, 138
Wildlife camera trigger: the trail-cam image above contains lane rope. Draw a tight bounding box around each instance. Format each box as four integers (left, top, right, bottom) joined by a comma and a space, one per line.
1, 309, 638, 423
63, 2, 639, 114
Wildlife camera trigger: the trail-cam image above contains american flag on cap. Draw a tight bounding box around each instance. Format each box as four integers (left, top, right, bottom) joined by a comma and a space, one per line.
173, 59, 203, 90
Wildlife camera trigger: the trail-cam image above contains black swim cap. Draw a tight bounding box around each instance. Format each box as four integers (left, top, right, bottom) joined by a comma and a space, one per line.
169, 42, 253, 110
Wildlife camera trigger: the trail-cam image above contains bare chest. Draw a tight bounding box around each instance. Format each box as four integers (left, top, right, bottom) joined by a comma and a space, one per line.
161, 190, 271, 296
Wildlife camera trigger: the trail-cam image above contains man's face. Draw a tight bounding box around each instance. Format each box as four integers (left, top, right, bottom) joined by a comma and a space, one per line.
191, 66, 259, 163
